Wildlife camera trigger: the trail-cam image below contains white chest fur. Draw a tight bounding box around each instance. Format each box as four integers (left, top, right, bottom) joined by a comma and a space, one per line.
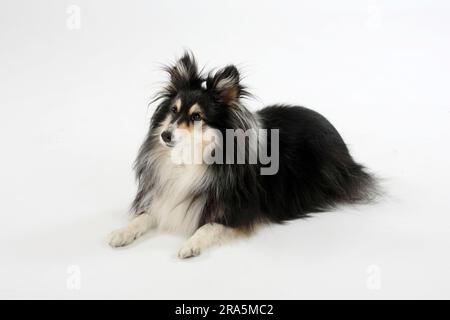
146, 157, 208, 236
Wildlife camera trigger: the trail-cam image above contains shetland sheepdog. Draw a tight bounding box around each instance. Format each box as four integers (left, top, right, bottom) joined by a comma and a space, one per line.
108, 52, 377, 258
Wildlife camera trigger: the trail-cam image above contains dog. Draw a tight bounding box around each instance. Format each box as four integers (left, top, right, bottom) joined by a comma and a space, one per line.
108, 52, 377, 258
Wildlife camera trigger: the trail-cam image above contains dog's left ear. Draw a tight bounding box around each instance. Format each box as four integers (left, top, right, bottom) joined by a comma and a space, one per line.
164, 52, 202, 95
207, 65, 245, 106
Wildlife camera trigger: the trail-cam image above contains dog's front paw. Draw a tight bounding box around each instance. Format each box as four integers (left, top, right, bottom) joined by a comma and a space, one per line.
177, 242, 202, 259
108, 228, 137, 248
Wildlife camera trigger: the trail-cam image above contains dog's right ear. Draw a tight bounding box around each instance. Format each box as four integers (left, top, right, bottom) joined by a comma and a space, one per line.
163, 52, 202, 96
206, 65, 247, 107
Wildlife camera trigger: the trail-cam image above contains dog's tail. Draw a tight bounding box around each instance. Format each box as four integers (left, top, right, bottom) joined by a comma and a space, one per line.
341, 162, 380, 204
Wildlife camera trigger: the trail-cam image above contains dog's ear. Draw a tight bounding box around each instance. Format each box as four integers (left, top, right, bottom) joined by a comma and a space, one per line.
164, 52, 202, 95
207, 65, 246, 106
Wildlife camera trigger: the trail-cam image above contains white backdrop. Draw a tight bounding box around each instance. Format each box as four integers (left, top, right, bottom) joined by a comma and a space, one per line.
1, 0, 449, 299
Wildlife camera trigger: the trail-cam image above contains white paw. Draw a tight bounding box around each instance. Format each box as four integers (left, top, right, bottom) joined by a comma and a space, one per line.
177, 242, 202, 259
108, 228, 137, 248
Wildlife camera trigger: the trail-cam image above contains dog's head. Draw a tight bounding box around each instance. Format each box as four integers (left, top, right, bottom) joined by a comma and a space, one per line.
151, 52, 253, 164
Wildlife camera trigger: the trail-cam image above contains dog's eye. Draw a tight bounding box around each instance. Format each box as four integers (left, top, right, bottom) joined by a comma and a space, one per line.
190, 113, 202, 122
171, 106, 178, 114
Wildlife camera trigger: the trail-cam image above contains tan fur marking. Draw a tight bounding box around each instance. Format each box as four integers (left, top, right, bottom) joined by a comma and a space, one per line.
235, 225, 257, 237
177, 122, 189, 130
177, 121, 195, 133
176, 103, 204, 133
188, 103, 203, 116
174, 98, 182, 112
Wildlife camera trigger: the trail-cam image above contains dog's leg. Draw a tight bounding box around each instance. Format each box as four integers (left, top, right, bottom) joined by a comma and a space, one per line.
177, 223, 243, 259
108, 213, 156, 248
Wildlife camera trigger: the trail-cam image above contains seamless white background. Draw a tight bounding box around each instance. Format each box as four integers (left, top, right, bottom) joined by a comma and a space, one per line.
1, 0, 450, 299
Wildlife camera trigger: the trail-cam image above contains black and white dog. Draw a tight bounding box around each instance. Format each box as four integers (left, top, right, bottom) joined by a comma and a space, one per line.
108, 52, 376, 258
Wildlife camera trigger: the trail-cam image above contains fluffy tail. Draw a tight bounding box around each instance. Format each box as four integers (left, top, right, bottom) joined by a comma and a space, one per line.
341, 163, 380, 204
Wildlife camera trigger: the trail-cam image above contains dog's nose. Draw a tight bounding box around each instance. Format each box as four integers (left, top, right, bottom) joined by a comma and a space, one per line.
161, 130, 172, 143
